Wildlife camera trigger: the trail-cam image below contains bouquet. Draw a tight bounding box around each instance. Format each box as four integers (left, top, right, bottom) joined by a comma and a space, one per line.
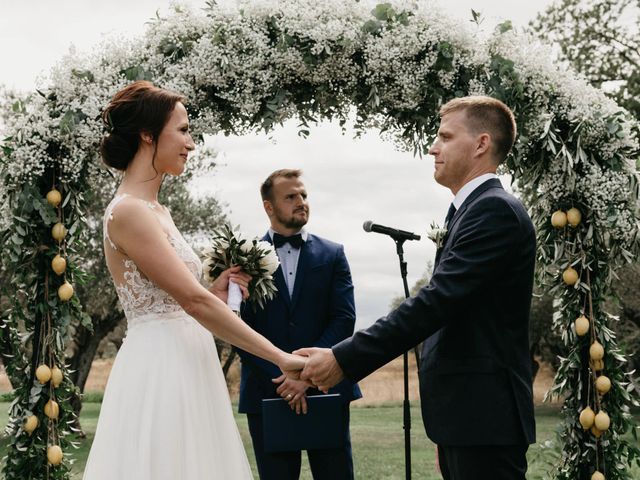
202, 223, 280, 312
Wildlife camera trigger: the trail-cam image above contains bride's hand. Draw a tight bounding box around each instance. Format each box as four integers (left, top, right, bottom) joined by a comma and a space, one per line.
278, 352, 307, 379
208, 266, 251, 302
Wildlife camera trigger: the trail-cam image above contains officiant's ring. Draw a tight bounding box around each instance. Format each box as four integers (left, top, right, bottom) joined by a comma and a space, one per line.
286, 394, 293, 400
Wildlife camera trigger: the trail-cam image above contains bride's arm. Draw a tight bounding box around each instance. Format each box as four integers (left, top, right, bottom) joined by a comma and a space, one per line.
108, 200, 304, 373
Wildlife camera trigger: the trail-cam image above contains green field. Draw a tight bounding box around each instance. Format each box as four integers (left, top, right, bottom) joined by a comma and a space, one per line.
0, 403, 637, 479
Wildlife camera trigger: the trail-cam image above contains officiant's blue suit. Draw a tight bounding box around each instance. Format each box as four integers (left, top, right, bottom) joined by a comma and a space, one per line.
237, 232, 361, 480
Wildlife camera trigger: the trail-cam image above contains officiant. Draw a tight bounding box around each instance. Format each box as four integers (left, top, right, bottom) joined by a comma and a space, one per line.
235, 169, 362, 480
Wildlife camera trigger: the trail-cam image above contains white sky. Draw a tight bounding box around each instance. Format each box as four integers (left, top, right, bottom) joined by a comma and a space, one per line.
0, 0, 556, 328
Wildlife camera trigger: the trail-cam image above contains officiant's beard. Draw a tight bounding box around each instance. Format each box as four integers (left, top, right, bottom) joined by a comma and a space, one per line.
275, 208, 308, 230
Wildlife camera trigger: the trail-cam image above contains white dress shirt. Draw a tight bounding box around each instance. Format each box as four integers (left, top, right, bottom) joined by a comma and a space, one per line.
268, 228, 309, 297
452, 173, 498, 210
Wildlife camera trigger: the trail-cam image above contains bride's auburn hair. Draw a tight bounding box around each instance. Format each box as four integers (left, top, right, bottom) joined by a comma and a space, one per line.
100, 81, 185, 171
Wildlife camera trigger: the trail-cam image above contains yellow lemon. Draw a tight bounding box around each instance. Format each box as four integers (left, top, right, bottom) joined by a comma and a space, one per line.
47, 445, 63, 466
35, 364, 52, 384
551, 210, 568, 228
46, 189, 62, 208
590, 341, 605, 361
574, 315, 589, 336
579, 406, 595, 429
51, 366, 63, 388
594, 411, 610, 431
44, 400, 59, 420
591, 358, 604, 372
567, 207, 582, 227
590, 426, 603, 438
51, 255, 67, 275
562, 267, 579, 285
58, 282, 74, 302
595, 375, 611, 395
51, 223, 67, 242
591, 471, 605, 480
24, 415, 39, 434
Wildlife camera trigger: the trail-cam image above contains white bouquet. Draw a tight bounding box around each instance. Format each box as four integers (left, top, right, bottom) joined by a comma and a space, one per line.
202, 223, 280, 312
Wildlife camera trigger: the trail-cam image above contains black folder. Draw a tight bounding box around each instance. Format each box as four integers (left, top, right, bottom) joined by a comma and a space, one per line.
261, 393, 344, 452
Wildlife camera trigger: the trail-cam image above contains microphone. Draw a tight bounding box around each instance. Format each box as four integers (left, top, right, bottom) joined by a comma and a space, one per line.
363, 221, 421, 241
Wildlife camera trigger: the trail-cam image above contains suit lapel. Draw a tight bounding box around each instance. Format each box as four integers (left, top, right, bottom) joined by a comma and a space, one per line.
290, 235, 313, 311
262, 232, 292, 308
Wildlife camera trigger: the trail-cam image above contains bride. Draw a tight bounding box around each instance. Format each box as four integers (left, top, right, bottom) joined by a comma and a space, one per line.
82, 81, 304, 479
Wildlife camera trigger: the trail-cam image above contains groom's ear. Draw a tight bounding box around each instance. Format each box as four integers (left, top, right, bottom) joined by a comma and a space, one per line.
263, 199, 274, 217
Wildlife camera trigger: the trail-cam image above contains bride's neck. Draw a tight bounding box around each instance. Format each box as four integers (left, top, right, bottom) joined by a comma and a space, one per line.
117, 151, 164, 202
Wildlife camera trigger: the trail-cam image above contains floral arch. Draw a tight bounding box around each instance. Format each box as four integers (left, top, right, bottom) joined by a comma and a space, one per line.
0, 2, 638, 479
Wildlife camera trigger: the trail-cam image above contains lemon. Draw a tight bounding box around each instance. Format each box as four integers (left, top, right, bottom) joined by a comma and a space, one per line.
51, 223, 67, 242
590, 425, 603, 438
596, 375, 611, 395
47, 445, 63, 466
591, 471, 605, 480
35, 364, 52, 384
46, 189, 62, 208
567, 207, 582, 227
51, 366, 63, 388
44, 400, 59, 419
590, 341, 605, 361
58, 282, 74, 302
591, 358, 604, 372
562, 267, 579, 285
594, 411, 610, 431
24, 415, 38, 434
579, 406, 595, 429
551, 210, 567, 228
574, 315, 589, 336
51, 255, 67, 275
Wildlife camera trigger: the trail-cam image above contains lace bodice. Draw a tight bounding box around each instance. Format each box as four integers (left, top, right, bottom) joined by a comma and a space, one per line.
103, 194, 203, 321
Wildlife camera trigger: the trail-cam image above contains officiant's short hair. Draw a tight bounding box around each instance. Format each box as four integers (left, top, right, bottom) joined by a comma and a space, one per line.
261, 169, 303, 201
440, 96, 516, 163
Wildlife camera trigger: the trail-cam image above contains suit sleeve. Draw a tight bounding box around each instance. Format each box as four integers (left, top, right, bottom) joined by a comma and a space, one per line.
313, 245, 357, 348
333, 197, 525, 382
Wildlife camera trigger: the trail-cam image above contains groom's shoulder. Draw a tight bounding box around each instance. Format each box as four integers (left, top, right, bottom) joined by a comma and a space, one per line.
473, 187, 532, 228
307, 234, 343, 252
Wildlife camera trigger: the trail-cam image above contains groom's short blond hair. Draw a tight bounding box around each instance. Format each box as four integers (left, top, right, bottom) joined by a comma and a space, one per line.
440, 96, 517, 163
260, 169, 303, 201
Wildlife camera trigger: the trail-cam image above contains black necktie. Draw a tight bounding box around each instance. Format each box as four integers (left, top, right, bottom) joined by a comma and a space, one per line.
273, 232, 304, 249
444, 203, 457, 226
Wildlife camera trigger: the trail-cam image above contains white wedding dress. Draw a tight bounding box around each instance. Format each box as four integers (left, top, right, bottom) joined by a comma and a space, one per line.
83, 194, 252, 479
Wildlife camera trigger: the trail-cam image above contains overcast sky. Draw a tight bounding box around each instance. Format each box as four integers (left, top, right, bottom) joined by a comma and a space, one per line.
0, 0, 556, 328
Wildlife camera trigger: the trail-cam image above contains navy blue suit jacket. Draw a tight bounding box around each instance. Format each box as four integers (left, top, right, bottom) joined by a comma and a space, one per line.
237, 233, 362, 414
333, 179, 536, 446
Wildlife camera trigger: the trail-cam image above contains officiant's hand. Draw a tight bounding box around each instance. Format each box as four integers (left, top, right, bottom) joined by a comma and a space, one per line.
272, 374, 309, 414
294, 347, 344, 393
208, 266, 251, 303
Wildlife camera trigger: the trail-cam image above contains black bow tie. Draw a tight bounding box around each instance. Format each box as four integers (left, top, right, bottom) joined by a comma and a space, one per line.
273, 233, 304, 249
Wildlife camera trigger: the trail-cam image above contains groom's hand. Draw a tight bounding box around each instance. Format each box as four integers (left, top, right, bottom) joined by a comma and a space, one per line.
294, 347, 344, 393
208, 266, 251, 302
272, 374, 308, 415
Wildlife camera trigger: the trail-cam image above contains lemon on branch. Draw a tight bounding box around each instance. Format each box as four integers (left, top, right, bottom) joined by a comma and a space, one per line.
46, 189, 62, 207
51, 366, 63, 387
44, 400, 59, 419
574, 315, 589, 336
562, 267, 579, 285
51, 255, 66, 275
35, 364, 52, 384
58, 282, 74, 301
567, 207, 582, 227
596, 375, 611, 395
47, 445, 63, 466
51, 223, 67, 242
590, 341, 605, 361
579, 406, 595, 429
591, 472, 605, 480
590, 425, 603, 438
551, 210, 568, 228
595, 411, 610, 431
24, 415, 38, 434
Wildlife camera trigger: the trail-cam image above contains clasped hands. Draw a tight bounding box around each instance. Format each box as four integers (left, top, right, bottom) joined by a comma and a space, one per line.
276, 347, 345, 414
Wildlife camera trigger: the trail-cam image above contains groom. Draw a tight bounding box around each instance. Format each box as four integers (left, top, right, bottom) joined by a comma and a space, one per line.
236, 169, 361, 480
297, 96, 536, 479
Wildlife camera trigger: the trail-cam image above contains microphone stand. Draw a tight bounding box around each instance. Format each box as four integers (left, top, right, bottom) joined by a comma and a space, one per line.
394, 237, 412, 480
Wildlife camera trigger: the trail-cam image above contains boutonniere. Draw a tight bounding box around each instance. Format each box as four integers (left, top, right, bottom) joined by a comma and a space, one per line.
427, 221, 448, 249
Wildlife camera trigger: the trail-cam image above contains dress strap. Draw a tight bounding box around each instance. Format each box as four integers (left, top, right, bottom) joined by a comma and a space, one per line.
103, 194, 130, 251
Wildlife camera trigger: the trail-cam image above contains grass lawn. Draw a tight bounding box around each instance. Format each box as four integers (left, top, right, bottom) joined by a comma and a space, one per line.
0, 402, 638, 479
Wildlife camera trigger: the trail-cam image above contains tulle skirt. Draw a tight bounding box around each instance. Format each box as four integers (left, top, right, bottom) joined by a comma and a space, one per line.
83, 311, 252, 479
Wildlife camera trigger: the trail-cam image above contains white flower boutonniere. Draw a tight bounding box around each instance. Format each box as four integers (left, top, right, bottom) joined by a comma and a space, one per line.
427, 221, 448, 249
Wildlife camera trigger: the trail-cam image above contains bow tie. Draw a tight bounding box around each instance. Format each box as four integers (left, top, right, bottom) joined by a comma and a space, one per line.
273, 233, 304, 249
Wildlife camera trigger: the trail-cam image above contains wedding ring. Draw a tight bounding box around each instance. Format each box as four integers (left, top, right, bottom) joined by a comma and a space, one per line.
286, 394, 293, 400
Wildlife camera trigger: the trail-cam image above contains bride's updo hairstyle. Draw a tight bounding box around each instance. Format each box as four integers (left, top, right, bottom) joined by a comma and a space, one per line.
100, 81, 185, 171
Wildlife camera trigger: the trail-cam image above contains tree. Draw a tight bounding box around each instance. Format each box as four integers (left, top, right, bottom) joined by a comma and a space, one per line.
532, 0, 640, 120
